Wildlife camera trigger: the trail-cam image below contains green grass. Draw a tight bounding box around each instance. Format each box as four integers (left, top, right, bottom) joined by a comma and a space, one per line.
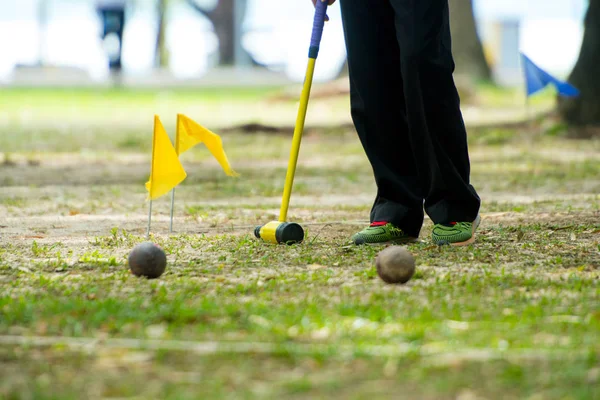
474, 81, 558, 107
0, 83, 556, 153
1, 348, 598, 399
0, 87, 599, 399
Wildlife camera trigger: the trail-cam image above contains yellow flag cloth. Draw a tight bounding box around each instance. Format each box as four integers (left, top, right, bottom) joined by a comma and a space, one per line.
176, 113, 239, 177
145, 116, 187, 200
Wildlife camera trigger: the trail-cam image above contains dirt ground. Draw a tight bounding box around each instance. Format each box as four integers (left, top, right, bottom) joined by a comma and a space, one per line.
1, 131, 598, 268
0, 87, 599, 398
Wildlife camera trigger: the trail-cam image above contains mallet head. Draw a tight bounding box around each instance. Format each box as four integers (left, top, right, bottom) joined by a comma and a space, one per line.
254, 221, 304, 245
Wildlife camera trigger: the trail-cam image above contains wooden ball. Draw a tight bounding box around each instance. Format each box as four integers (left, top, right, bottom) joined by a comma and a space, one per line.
376, 246, 415, 284
128, 242, 167, 279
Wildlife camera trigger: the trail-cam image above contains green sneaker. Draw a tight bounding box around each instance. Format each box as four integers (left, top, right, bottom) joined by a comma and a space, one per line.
352, 222, 416, 245
432, 215, 481, 246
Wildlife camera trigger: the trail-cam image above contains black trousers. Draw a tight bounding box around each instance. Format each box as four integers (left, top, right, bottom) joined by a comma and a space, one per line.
340, 0, 481, 237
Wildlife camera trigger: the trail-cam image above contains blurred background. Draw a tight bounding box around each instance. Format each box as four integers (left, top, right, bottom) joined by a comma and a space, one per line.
0, 0, 598, 157
0, 0, 589, 85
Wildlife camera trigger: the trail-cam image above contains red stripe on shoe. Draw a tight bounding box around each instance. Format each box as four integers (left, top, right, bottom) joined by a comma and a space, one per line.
370, 221, 388, 227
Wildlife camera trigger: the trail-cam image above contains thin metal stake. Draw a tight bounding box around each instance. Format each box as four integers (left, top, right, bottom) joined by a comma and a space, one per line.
146, 200, 153, 239
170, 189, 175, 233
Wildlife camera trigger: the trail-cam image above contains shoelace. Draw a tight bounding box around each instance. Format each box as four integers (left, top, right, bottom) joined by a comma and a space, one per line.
388, 225, 404, 235
368, 222, 404, 235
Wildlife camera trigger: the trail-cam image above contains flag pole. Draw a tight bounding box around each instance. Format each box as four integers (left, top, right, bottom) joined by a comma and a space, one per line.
170, 115, 180, 233
147, 115, 158, 239
170, 189, 175, 233
147, 199, 153, 239
525, 96, 532, 132
524, 82, 537, 149
520, 52, 534, 140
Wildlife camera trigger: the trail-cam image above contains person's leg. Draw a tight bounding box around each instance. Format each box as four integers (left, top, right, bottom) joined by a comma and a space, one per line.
339, 0, 424, 244
389, 0, 481, 245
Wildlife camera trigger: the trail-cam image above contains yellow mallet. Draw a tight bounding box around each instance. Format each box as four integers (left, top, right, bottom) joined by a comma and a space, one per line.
254, 1, 329, 245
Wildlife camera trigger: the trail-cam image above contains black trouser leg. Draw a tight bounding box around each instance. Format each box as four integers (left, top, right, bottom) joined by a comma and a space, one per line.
341, 0, 481, 228
389, 0, 480, 224
340, 0, 424, 237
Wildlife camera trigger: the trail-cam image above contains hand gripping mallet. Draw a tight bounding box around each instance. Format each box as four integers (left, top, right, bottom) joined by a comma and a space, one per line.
254, 1, 329, 245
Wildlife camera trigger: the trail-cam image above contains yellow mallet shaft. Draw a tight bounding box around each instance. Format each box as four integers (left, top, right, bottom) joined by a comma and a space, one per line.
279, 58, 317, 223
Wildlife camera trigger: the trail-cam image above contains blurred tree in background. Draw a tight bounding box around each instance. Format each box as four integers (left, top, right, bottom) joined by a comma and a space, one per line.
155, 0, 169, 67
559, 0, 600, 136
449, 0, 492, 82
185, 0, 251, 66
154, 0, 254, 67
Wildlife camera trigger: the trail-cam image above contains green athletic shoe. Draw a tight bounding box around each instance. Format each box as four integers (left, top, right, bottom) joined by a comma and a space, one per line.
352, 222, 416, 245
432, 215, 481, 246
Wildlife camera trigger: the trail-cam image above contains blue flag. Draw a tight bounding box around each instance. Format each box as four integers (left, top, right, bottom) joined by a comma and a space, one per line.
520, 53, 579, 98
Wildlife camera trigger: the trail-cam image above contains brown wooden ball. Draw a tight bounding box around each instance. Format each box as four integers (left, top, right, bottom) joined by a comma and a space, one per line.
128, 242, 167, 279
375, 246, 415, 284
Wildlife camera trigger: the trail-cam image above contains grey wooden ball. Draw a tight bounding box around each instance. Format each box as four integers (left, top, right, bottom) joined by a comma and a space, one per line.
128, 242, 167, 279
375, 246, 415, 284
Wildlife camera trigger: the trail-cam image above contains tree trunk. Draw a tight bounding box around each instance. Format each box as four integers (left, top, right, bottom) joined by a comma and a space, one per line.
155, 0, 169, 67
448, 0, 492, 82
209, 0, 235, 65
558, 0, 600, 134
186, 0, 248, 66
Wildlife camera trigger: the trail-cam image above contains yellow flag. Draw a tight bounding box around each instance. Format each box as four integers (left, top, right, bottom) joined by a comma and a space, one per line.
176, 113, 239, 177
145, 116, 187, 200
